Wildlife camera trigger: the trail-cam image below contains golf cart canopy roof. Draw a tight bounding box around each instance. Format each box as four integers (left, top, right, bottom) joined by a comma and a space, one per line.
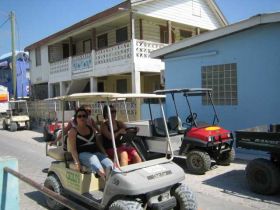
56, 92, 165, 102
154, 88, 212, 96
9, 100, 28, 103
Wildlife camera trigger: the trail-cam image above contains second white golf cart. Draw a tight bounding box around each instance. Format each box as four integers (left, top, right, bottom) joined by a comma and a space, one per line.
45, 92, 197, 210
2, 100, 31, 131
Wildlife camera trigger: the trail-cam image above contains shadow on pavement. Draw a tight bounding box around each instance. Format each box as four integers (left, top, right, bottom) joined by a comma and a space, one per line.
202, 169, 280, 205
25, 191, 48, 209
32, 136, 46, 143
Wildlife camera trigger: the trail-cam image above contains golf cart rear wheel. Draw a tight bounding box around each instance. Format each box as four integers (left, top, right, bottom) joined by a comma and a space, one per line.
172, 184, 197, 210
10, 122, 17, 132
246, 158, 280, 195
216, 148, 235, 166
2, 120, 8, 130
186, 150, 211, 175
25, 121, 31, 130
44, 175, 65, 210
109, 199, 143, 210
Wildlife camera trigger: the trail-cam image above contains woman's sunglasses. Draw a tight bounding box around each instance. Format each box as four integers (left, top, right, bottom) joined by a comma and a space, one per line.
77, 114, 87, 118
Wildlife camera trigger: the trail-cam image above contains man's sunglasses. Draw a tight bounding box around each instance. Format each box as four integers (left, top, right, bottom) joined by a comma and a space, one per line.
86, 109, 91, 113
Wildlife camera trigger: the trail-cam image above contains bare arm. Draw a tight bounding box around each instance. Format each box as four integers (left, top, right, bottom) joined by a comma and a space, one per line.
91, 118, 100, 134
68, 128, 81, 171
95, 134, 107, 155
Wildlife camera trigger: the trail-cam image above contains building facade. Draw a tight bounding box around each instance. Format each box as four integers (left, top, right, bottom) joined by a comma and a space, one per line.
25, 0, 226, 99
151, 12, 280, 130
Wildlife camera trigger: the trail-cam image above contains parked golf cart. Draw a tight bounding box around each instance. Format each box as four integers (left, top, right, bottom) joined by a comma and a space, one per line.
45, 92, 197, 210
126, 88, 234, 175
2, 100, 31, 131
43, 99, 76, 141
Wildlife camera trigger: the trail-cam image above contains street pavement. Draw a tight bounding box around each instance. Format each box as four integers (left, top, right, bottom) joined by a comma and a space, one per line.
0, 126, 279, 210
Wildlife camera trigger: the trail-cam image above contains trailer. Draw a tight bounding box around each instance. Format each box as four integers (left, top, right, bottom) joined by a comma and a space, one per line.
236, 124, 280, 195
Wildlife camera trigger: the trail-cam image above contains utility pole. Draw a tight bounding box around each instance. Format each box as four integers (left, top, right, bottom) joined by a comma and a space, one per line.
10, 11, 17, 100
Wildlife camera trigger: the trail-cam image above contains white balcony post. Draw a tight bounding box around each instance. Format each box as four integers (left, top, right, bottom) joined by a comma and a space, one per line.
90, 77, 97, 92
68, 56, 72, 78
91, 50, 95, 73
59, 82, 64, 96
48, 83, 52, 98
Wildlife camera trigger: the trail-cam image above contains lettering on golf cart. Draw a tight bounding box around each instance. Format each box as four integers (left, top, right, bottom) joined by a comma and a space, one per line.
112, 178, 120, 186
143, 165, 166, 173
66, 171, 80, 189
147, 170, 172, 180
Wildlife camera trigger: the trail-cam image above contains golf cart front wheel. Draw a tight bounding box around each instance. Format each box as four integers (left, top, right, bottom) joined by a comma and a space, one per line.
186, 150, 211, 175
25, 121, 31, 130
216, 148, 235, 166
10, 122, 17, 132
109, 199, 143, 210
172, 184, 197, 210
44, 175, 65, 210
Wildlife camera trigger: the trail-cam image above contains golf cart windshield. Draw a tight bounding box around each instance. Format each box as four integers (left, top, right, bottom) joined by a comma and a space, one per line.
58, 92, 173, 172
154, 88, 220, 128
8, 100, 29, 116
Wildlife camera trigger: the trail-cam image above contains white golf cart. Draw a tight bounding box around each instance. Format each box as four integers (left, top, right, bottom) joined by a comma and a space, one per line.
45, 92, 197, 210
2, 100, 31, 131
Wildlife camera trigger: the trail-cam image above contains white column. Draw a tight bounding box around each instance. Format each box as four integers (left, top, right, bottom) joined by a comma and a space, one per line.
132, 70, 141, 93
48, 83, 52, 98
90, 77, 97, 92
59, 82, 64, 96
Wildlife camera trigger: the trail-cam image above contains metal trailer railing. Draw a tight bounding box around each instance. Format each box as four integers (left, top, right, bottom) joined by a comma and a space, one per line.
3, 167, 88, 210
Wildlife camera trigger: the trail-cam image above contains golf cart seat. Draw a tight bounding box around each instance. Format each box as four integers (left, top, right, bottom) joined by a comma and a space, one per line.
47, 146, 91, 172
168, 116, 186, 134
153, 117, 177, 137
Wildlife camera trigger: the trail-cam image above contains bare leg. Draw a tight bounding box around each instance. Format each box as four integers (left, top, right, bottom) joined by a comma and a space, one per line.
119, 151, 129, 166
133, 153, 142, 164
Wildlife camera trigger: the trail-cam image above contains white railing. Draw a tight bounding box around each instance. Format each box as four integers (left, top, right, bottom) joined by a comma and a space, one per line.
72, 52, 93, 75
95, 41, 132, 65
50, 58, 69, 75
135, 40, 167, 58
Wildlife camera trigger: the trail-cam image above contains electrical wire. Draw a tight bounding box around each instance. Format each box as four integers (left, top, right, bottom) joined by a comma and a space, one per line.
0, 17, 10, 29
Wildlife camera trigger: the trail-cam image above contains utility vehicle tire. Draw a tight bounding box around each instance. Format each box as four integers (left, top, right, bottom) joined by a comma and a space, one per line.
186, 150, 211, 175
109, 200, 143, 210
2, 120, 8, 130
44, 175, 65, 210
172, 184, 197, 210
246, 158, 280, 195
216, 148, 235, 166
10, 122, 17, 132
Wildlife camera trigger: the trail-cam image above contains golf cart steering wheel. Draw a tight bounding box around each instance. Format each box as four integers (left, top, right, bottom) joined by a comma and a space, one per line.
186, 113, 197, 126
119, 127, 138, 145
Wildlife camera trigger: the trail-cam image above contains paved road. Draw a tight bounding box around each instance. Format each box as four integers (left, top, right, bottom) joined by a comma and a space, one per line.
0, 128, 279, 210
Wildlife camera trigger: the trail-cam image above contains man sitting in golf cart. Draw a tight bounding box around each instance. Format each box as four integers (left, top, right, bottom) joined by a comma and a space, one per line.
50, 104, 99, 146
100, 105, 142, 166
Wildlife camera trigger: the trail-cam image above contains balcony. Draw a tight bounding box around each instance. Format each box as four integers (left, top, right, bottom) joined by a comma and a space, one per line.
48, 39, 167, 83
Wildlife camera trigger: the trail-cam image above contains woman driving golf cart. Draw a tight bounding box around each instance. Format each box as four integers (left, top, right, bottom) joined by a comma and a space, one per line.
68, 107, 113, 180
100, 105, 142, 166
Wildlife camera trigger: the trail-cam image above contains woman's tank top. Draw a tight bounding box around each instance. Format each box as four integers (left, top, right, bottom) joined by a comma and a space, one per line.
76, 125, 98, 153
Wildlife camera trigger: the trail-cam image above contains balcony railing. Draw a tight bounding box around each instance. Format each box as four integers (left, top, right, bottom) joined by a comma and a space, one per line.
135, 40, 167, 58
49, 39, 166, 77
50, 58, 69, 75
72, 52, 92, 74
95, 41, 132, 65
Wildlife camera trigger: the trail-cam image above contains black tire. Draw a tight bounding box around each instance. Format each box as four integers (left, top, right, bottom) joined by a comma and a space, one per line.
172, 184, 197, 210
186, 150, 211, 175
246, 158, 280, 195
44, 175, 65, 210
2, 120, 8, 130
216, 148, 235, 166
109, 200, 143, 210
10, 122, 17, 132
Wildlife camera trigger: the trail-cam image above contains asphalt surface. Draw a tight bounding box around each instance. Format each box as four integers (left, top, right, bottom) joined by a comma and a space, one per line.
0, 127, 279, 210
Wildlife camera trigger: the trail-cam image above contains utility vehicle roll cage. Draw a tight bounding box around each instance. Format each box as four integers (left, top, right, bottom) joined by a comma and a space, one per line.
154, 88, 220, 127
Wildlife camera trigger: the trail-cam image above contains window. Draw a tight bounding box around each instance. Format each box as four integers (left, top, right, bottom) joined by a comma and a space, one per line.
35, 47, 41, 66
62, 44, 69, 58
160, 26, 175, 44
116, 79, 127, 93
180, 30, 192, 40
97, 34, 108, 49
116, 27, 128, 43
201, 63, 238, 105
83, 39, 92, 53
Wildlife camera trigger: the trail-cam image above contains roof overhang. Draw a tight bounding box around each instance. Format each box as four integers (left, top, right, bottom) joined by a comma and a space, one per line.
151, 12, 280, 59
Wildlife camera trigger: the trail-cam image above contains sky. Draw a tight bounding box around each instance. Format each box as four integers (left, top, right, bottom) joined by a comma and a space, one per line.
0, 0, 280, 56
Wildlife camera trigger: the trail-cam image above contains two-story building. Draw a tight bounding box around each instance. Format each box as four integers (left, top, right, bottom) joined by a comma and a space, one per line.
25, 0, 227, 99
